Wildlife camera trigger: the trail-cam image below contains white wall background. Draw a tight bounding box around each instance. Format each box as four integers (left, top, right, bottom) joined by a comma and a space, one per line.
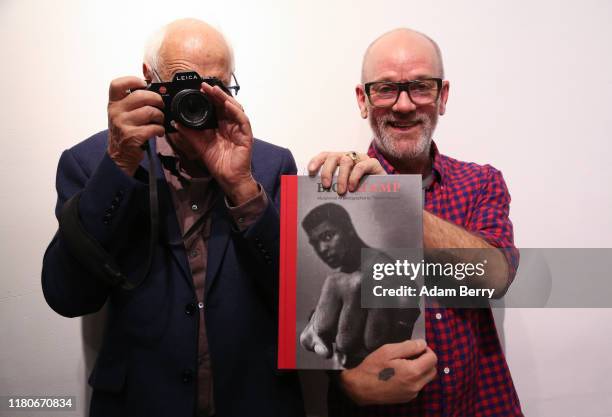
1, 0, 611, 416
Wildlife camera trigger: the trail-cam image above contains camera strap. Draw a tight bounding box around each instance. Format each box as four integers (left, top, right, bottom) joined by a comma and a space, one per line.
59, 143, 159, 290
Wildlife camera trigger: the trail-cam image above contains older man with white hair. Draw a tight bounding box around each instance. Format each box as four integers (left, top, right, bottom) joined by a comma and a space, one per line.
42, 18, 304, 417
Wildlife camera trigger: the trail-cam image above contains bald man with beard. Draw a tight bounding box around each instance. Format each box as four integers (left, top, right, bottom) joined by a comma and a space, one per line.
42, 19, 304, 417
308, 29, 522, 416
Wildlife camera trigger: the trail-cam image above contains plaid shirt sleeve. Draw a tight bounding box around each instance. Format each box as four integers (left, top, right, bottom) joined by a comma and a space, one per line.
466, 165, 520, 285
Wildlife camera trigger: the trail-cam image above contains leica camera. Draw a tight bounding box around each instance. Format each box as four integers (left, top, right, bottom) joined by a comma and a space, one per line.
146, 71, 223, 132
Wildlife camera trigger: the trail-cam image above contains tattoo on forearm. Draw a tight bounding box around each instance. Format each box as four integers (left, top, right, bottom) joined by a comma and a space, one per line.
378, 367, 395, 381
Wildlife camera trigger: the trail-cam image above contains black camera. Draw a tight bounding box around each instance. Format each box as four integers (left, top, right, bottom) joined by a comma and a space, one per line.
146, 71, 223, 132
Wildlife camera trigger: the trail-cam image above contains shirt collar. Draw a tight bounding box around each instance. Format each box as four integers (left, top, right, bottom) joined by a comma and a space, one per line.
367, 140, 446, 187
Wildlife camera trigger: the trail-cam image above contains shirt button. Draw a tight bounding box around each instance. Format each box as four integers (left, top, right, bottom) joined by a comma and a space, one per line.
435, 313, 442, 320
181, 369, 194, 383
238, 217, 245, 223
189, 250, 199, 258
185, 303, 196, 316
191, 203, 199, 211
443, 367, 450, 375
198, 302, 204, 309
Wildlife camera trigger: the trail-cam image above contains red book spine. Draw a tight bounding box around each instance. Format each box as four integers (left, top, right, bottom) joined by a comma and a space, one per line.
278, 175, 298, 369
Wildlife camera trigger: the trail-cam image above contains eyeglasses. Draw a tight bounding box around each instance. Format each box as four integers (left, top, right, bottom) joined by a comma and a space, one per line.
225, 72, 240, 96
150, 68, 241, 97
364, 78, 442, 108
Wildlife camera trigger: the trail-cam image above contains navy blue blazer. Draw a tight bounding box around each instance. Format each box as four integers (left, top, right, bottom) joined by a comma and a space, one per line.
42, 130, 305, 417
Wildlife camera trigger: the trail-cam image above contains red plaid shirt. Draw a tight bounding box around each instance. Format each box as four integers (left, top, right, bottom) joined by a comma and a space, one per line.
328, 141, 523, 417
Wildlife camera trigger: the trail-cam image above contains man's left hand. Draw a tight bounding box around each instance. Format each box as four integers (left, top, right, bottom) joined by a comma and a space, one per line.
173, 82, 257, 205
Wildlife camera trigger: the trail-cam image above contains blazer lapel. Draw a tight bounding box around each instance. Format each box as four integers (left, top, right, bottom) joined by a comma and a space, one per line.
205, 159, 256, 297
140, 140, 193, 290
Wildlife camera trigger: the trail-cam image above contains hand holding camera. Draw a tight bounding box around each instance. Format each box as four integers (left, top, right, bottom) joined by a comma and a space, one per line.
106, 71, 258, 204
107, 76, 166, 177
170, 75, 258, 206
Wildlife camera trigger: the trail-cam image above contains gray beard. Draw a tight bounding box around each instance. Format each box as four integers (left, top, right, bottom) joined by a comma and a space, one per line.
371, 113, 435, 161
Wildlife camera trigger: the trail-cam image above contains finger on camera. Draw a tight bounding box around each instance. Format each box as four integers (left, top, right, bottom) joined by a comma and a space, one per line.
336, 155, 355, 195
125, 105, 165, 127
111, 109, 161, 136
204, 83, 241, 109
320, 154, 342, 188
132, 125, 165, 145
170, 120, 199, 139
307, 152, 331, 175
121, 89, 165, 112
217, 86, 244, 111
200, 82, 233, 108
223, 99, 250, 129
109, 76, 147, 102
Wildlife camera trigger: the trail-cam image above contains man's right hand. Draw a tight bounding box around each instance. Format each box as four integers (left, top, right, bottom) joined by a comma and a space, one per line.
107, 76, 165, 176
339, 339, 437, 405
308, 151, 386, 195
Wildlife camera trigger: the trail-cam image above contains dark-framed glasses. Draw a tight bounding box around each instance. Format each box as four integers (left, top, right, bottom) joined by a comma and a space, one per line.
225, 72, 240, 96
148, 68, 241, 97
364, 78, 442, 108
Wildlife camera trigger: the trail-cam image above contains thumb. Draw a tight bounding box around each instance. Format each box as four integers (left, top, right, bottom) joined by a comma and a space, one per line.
311, 331, 333, 359
299, 321, 333, 359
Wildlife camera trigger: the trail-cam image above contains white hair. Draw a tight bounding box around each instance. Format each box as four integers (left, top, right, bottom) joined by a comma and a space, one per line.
143, 25, 167, 78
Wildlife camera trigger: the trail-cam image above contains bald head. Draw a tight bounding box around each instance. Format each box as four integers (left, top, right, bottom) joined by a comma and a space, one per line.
361, 28, 444, 83
144, 18, 234, 84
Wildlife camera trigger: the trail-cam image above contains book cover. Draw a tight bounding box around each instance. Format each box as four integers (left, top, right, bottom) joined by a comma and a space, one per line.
279, 175, 425, 370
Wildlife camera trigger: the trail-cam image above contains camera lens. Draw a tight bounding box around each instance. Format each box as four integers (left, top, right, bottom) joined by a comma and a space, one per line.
171, 89, 211, 129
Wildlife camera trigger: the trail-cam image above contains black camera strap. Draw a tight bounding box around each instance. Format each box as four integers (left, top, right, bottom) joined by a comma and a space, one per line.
59, 143, 159, 290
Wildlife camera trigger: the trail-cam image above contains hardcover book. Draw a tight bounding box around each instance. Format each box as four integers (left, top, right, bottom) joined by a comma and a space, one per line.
278, 175, 425, 370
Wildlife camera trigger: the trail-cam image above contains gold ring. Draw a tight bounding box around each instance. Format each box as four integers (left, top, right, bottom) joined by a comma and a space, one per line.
345, 151, 360, 165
